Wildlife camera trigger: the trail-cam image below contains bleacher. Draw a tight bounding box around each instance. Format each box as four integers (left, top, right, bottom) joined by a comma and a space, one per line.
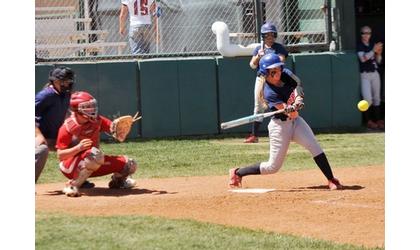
35, 1, 126, 59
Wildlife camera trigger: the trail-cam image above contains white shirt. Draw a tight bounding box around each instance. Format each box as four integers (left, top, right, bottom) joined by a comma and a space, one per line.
122, 0, 153, 27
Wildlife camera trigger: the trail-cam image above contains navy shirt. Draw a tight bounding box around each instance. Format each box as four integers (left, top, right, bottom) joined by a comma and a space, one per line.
264, 68, 299, 121
253, 42, 289, 70
356, 41, 378, 73
35, 86, 71, 140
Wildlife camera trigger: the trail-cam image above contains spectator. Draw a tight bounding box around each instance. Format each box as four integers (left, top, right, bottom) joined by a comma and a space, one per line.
245, 22, 289, 143
119, 0, 156, 55
356, 26, 384, 130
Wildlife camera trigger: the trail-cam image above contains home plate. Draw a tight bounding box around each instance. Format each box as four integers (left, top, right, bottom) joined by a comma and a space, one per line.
228, 188, 276, 194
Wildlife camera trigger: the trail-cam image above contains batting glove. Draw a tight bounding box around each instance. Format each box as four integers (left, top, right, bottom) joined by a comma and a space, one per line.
284, 104, 296, 114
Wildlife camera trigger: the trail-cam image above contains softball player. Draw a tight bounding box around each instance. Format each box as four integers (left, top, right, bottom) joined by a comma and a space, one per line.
357, 26, 384, 129
56, 91, 138, 197
119, 0, 156, 54
230, 54, 342, 190
245, 22, 288, 143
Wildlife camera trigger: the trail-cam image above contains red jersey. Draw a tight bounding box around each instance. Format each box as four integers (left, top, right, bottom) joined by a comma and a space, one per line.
56, 114, 112, 150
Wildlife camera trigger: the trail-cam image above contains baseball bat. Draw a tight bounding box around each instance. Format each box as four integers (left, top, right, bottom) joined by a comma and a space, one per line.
220, 109, 285, 130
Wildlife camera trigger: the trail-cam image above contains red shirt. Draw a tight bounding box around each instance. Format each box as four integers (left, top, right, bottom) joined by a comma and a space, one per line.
56, 114, 112, 150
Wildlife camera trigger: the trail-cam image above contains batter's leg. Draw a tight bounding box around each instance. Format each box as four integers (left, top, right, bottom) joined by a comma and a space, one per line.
292, 117, 338, 184
259, 119, 292, 175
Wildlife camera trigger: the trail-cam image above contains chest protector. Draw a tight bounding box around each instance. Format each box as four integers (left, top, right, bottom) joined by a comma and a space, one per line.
64, 116, 101, 147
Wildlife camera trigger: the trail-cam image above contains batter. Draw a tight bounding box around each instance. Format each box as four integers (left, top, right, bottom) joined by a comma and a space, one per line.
229, 54, 342, 190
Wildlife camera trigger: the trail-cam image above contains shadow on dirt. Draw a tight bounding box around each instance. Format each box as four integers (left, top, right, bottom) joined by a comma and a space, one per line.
276, 185, 365, 192
44, 188, 178, 197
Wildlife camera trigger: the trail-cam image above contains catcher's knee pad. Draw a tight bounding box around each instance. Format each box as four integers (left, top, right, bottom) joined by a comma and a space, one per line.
83, 147, 104, 172
120, 158, 137, 177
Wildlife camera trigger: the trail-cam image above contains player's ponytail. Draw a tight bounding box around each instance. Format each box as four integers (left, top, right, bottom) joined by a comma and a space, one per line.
257, 76, 268, 110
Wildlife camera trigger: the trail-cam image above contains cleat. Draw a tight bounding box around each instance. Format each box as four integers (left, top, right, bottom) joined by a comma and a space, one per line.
328, 178, 343, 190
366, 120, 379, 130
108, 175, 136, 189
229, 168, 242, 188
80, 180, 95, 189
376, 120, 385, 129
63, 185, 80, 197
244, 135, 259, 143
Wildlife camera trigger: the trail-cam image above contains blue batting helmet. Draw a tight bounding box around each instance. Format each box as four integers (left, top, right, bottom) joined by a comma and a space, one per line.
258, 53, 284, 76
261, 22, 278, 38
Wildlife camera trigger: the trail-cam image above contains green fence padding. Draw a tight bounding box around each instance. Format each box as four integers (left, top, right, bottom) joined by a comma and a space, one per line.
35, 64, 54, 92
139, 60, 180, 138
330, 53, 362, 127
285, 56, 294, 71
293, 53, 332, 129
178, 59, 218, 135
217, 57, 258, 133
97, 62, 140, 139
58, 63, 99, 97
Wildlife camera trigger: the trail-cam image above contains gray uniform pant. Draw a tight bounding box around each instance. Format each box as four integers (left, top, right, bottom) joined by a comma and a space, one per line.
360, 71, 381, 106
260, 117, 323, 175
35, 144, 49, 182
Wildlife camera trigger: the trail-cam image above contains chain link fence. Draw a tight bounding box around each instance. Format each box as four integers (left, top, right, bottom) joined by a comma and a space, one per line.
35, 0, 334, 62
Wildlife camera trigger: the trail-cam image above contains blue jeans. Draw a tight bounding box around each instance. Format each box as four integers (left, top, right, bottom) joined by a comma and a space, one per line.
129, 25, 152, 55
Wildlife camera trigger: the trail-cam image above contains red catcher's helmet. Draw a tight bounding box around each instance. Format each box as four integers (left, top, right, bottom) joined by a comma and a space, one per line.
70, 91, 98, 121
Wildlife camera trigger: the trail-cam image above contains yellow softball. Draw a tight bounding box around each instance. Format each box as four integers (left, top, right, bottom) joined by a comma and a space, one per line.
357, 100, 369, 112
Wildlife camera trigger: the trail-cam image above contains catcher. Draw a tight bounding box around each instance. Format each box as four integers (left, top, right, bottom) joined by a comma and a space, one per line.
56, 91, 141, 197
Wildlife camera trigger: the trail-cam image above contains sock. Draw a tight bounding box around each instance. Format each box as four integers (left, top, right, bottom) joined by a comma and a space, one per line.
372, 105, 381, 122
252, 122, 261, 137
313, 153, 334, 180
236, 163, 261, 177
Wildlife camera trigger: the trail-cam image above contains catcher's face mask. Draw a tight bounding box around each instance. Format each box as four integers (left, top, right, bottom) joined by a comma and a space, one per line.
78, 99, 98, 121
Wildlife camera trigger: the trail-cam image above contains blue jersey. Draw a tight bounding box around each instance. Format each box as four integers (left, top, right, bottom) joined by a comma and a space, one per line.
35, 85, 71, 140
356, 41, 378, 73
264, 68, 299, 121
253, 42, 288, 70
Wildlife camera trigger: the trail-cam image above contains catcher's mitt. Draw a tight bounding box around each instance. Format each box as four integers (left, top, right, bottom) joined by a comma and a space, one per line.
111, 112, 142, 142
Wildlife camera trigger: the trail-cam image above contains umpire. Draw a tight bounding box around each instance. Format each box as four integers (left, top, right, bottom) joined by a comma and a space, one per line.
35, 66, 74, 183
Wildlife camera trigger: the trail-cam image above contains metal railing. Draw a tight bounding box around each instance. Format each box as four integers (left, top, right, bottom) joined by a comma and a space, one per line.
35, 0, 334, 62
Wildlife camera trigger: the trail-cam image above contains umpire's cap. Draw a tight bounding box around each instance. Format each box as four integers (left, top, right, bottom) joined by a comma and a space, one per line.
49, 66, 75, 83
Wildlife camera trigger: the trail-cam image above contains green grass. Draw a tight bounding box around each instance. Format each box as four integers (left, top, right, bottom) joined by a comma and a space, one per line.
36, 133, 384, 250
36, 213, 382, 250
37, 132, 385, 184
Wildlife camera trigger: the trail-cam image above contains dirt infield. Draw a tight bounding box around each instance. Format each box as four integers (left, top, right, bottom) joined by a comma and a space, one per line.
36, 165, 384, 248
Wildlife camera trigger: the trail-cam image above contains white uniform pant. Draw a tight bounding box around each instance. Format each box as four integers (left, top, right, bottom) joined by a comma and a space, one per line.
260, 117, 323, 175
360, 71, 381, 106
